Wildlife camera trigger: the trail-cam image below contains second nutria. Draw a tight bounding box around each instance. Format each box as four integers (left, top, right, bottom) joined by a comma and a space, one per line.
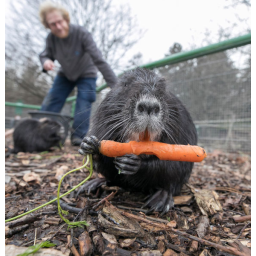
12, 118, 62, 153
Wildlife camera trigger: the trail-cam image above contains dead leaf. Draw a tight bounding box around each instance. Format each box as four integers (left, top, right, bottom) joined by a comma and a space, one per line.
23, 172, 41, 184
119, 238, 136, 248
102, 232, 118, 244
188, 185, 223, 215
223, 195, 242, 207
22, 160, 30, 165
33, 155, 43, 160
242, 202, 251, 215
157, 240, 165, 254
55, 165, 69, 181
16, 152, 28, 159
12, 177, 27, 187
176, 215, 189, 230
163, 248, 178, 256
63, 153, 75, 160
210, 236, 220, 243
78, 231, 93, 256
141, 250, 162, 256
199, 249, 212, 256
76, 198, 88, 208
196, 216, 209, 238
5, 184, 17, 194
167, 220, 177, 228
50, 182, 57, 188
180, 206, 193, 213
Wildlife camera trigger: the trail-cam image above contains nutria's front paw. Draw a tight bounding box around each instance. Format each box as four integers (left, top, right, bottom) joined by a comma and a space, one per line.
79, 136, 100, 155
113, 154, 141, 175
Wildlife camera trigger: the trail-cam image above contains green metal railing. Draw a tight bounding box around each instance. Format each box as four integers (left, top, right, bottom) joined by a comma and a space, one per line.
5, 102, 41, 110
92, 33, 251, 92
5, 102, 41, 116
141, 33, 251, 69
5, 33, 251, 117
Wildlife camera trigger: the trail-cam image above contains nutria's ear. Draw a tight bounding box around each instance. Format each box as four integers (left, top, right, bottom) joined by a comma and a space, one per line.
158, 78, 166, 84
156, 78, 166, 90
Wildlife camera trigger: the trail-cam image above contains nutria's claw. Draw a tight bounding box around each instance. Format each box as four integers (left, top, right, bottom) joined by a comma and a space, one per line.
142, 189, 174, 215
79, 136, 100, 155
113, 154, 141, 175
76, 178, 106, 198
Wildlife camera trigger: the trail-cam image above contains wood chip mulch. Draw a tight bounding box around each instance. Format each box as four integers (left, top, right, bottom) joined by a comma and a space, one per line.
5, 139, 251, 256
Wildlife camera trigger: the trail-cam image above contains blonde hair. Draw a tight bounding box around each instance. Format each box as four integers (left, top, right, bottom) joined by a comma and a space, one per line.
39, 1, 70, 28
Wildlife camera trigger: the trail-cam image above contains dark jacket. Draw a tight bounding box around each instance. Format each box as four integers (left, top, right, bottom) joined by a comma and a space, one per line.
39, 24, 117, 87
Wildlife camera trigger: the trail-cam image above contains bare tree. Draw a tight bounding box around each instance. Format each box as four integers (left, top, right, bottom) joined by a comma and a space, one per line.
5, 0, 144, 105
64, 0, 144, 71
217, 0, 250, 42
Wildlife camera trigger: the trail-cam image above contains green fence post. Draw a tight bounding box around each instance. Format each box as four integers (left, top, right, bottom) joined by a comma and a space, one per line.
15, 101, 23, 116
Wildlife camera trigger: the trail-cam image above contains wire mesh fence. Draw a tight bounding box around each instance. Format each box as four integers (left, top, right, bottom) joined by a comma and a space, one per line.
155, 45, 251, 153
5, 43, 251, 154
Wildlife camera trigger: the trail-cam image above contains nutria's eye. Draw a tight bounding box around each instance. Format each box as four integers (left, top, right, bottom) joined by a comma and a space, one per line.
124, 83, 127, 87
138, 104, 144, 113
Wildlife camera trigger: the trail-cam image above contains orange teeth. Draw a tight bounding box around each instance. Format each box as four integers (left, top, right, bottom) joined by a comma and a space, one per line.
139, 129, 150, 142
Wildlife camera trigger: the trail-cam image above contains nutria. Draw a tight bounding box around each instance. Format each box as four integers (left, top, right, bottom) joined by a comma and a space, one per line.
78, 68, 197, 214
12, 118, 62, 153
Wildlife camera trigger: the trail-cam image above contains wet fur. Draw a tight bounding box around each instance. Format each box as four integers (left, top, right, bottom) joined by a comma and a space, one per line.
12, 118, 61, 153
88, 68, 197, 197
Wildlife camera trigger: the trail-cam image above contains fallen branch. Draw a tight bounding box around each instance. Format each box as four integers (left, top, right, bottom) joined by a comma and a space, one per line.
5, 214, 41, 228
92, 191, 117, 210
67, 235, 80, 256
5, 224, 29, 238
236, 223, 251, 240
116, 205, 147, 213
122, 211, 249, 256
78, 231, 93, 256
215, 187, 251, 197
233, 215, 251, 223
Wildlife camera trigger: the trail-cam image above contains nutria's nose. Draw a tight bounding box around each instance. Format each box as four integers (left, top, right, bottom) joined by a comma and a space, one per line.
137, 101, 160, 115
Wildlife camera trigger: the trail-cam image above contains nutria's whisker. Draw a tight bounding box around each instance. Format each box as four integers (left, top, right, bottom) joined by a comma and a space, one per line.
78, 67, 197, 214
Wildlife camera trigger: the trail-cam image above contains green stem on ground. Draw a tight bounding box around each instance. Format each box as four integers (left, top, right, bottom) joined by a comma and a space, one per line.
57, 154, 93, 228
5, 155, 93, 223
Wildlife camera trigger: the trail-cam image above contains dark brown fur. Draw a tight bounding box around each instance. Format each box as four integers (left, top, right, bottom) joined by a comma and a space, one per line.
79, 68, 197, 213
12, 118, 61, 153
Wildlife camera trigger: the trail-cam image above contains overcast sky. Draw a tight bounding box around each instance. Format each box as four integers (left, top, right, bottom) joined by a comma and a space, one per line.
4, 0, 250, 66
113, 0, 250, 64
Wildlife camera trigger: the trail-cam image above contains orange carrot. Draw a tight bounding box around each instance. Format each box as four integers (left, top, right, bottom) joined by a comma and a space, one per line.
100, 140, 207, 162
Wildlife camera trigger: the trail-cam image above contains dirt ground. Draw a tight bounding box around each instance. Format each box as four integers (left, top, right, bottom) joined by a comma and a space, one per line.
5, 137, 251, 256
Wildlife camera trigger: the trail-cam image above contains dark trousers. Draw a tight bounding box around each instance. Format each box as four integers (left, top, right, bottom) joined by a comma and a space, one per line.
41, 75, 97, 138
